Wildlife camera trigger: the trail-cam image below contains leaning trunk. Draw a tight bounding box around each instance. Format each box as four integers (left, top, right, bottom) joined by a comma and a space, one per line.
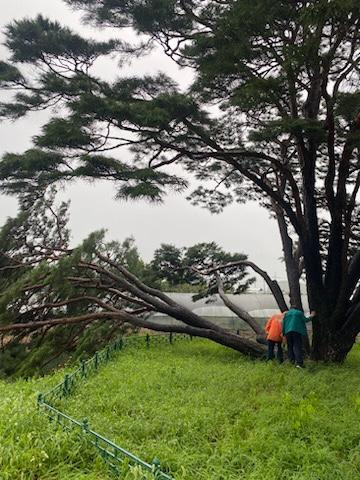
198, 329, 267, 357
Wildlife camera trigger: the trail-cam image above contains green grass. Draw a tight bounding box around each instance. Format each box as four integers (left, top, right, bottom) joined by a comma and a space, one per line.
0, 367, 114, 480
1, 340, 360, 480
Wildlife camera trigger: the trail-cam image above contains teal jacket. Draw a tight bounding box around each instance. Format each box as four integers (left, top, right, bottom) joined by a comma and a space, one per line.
282, 309, 311, 336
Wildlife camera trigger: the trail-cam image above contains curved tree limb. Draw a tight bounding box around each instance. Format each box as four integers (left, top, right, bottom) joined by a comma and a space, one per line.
216, 274, 266, 343
193, 261, 289, 312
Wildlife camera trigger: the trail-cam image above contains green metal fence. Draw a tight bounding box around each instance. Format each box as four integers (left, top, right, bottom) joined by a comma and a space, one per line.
37, 333, 193, 479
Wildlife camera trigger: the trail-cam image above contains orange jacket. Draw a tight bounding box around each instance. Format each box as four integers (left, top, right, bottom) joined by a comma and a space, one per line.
265, 313, 284, 342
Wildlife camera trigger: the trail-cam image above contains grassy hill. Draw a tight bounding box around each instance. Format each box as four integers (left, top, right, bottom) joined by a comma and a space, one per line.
1, 340, 360, 480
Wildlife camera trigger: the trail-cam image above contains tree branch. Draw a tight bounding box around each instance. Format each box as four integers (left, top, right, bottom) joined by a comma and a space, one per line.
216, 274, 266, 342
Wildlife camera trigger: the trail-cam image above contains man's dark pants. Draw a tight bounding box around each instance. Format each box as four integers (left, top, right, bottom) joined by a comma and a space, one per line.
285, 331, 304, 366
267, 340, 284, 363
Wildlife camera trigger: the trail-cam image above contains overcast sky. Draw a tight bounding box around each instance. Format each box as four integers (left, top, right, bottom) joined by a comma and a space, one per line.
0, 0, 285, 284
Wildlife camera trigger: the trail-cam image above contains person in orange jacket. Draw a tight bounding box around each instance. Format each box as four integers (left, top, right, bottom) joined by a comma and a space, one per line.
265, 313, 284, 363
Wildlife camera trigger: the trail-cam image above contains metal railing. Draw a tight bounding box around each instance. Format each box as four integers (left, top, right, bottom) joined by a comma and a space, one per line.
37, 333, 192, 479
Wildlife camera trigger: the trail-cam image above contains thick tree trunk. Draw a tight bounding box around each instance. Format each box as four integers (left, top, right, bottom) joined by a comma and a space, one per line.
310, 307, 358, 362
311, 329, 357, 362
191, 329, 267, 357
121, 311, 267, 356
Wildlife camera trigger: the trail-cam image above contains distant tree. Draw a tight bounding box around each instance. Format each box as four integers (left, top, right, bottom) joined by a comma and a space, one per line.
149, 241, 254, 297
1, 1, 360, 361
150, 244, 184, 287
182, 242, 254, 298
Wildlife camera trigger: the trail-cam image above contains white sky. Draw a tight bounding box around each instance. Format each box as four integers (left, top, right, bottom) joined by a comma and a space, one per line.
0, 0, 285, 284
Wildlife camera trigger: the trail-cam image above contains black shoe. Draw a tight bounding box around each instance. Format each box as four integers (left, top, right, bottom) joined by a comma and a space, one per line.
295, 364, 305, 369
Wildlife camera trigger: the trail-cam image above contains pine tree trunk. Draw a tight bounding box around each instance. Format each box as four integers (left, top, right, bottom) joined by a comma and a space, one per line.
311, 335, 356, 362
200, 329, 267, 357
310, 313, 357, 362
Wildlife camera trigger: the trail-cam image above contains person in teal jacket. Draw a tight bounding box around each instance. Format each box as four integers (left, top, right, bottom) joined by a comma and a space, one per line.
282, 308, 316, 368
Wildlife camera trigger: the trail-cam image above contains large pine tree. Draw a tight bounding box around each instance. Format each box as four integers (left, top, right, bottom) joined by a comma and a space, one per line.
1, 1, 360, 361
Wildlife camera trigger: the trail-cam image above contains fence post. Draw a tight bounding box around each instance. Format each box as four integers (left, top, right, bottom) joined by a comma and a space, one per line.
146, 334, 150, 349
190, 335, 193, 341
63, 374, 70, 395
82, 418, 90, 433
106, 346, 110, 361
152, 458, 161, 479
169, 332, 173, 344
94, 352, 99, 369
80, 359, 86, 377
37, 393, 43, 407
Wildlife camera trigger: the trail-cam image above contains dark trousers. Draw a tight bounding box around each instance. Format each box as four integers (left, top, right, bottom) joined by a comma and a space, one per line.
267, 340, 283, 363
286, 331, 304, 366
